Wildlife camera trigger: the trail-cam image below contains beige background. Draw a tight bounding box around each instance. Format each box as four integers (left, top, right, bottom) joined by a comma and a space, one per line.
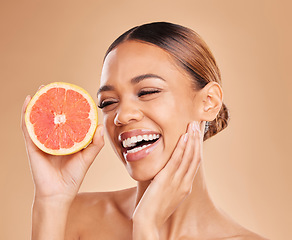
0, 0, 291, 239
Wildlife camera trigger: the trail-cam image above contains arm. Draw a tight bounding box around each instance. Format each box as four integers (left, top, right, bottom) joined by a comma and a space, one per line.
31, 198, 71, 240
21, 95, 104, 240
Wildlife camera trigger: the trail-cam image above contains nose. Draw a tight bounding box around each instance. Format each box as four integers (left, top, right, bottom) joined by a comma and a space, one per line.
114, 99, 143, 126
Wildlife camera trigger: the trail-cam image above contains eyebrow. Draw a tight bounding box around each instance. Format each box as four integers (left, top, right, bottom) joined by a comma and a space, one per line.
131, 73, 165, 84
97, 73, 165, 96
97, 85, 114, 95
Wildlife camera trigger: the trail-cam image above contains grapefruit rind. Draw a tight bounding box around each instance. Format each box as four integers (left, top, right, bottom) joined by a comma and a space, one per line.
25, 82, 98, 155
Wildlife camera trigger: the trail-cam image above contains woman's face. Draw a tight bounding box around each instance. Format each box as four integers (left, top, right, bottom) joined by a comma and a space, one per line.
98, 41, 204, 181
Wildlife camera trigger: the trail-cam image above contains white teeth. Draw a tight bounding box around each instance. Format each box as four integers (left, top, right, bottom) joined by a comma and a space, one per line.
137, 135, 143, 142
122, 133, 160, 149
127, 144, 151, 153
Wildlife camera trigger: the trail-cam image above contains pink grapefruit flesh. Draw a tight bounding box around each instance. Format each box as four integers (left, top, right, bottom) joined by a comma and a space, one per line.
25, 82, 98, 155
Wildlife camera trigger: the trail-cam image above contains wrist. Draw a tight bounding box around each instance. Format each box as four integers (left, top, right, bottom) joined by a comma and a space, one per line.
32, 197, 71, 222
32, 195, 73, 218
132, 218, 159, 240
34, 193, 74, 207
31, 196, 73, 240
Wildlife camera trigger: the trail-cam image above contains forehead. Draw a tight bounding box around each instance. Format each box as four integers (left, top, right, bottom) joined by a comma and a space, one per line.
100, 41, 184, 86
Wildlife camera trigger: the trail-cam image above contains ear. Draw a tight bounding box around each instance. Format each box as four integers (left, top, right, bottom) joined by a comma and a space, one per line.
199, 82, 223, 121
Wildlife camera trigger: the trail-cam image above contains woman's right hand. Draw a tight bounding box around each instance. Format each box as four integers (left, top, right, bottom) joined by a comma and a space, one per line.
21, 94, 105, 204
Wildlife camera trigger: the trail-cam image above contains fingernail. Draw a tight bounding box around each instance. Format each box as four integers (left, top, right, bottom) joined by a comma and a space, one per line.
25, 95, 30, 103
184, 133, 188, 142
192, 122, 195, 132
192, 121, 201, 133
38, 85, 45, 91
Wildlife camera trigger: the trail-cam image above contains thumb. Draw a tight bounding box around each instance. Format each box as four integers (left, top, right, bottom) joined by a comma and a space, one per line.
21, 95, 42, 153
81, 125, 105, 165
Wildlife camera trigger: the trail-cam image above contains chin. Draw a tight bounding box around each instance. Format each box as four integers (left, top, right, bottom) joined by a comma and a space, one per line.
128, 169, 157, 182
114, 134, 173, 182
124, 156, 168, 182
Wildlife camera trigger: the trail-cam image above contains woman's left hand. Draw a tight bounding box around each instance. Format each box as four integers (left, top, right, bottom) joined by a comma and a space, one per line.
132, 121, 204, 239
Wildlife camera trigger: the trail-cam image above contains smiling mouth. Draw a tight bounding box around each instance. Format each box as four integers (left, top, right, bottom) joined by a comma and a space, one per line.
118, 130, 161, 161
122, 133, 160, 153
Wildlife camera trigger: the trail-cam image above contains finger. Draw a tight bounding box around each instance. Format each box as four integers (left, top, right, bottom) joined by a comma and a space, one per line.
38, 85, 45, 91
81, 124, 105, 166
21, 95, 31, 131
162, 132, 188, 176
21, 85, 46, 137
21, 95, 44, 155
198, 121, 204, 141
21, 95, 33, 137
184, 122, 203, 182
174, 122, 197, 177
21, 96, 34, 143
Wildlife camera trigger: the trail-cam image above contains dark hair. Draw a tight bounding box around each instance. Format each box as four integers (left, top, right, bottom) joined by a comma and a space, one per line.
104, 22, 230, 141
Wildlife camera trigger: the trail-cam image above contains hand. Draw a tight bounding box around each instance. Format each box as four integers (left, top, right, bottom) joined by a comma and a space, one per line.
132, 121, 203, 236
21, 94, 105, 203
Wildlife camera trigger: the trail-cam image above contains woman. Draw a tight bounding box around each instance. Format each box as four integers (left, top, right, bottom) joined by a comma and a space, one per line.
21, 22, 267, 240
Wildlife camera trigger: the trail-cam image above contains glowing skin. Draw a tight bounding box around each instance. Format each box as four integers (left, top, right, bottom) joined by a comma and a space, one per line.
98, 40, 203, 181
22, 38, 266, 240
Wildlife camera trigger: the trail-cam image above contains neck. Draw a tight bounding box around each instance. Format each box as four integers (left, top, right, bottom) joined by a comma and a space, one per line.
135, 164, 220, 238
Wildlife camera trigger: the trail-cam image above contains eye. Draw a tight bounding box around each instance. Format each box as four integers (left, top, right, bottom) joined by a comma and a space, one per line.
98, 99, 118, 109
137, 89, 161, 98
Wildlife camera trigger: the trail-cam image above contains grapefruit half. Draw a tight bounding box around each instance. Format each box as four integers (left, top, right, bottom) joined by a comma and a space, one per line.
25, 82, 98, 155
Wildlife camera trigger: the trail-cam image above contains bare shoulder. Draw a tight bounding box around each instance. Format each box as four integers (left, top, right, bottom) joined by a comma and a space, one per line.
235, 231, 269, 240
211, 209, 270, 240
179, 232, 269, 240
221, 227, 270, 240
226, 233, 269, 240
179, 233, 269, 240
65, 187, 136, 239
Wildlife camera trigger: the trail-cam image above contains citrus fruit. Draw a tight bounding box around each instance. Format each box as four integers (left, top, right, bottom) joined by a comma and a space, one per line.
25, 82, 98, 155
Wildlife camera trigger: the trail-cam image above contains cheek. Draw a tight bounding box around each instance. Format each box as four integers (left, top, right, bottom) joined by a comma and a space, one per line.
146, 93, 194, 131
144, 96, 192, 157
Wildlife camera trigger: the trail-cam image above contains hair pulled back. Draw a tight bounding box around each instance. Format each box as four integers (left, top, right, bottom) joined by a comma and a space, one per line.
104, 22, 230, 141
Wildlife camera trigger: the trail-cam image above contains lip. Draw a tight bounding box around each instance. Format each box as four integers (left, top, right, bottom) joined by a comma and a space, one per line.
118, 129, 160, 142
118, 129, 161, 162
122, 137, 161, 162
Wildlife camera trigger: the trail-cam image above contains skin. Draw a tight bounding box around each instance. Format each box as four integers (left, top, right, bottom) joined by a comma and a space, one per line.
21, 40, 268, 240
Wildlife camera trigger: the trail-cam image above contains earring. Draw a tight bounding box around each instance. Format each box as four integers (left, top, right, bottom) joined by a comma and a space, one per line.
204, 121, 210, 134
